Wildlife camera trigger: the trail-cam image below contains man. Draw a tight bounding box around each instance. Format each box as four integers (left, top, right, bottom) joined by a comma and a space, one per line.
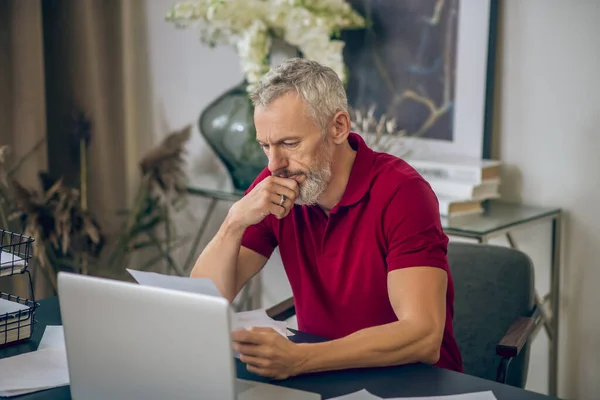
191, 58, 463, 379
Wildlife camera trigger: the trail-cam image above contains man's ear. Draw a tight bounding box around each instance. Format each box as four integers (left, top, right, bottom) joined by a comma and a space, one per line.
329, 111, 351, 145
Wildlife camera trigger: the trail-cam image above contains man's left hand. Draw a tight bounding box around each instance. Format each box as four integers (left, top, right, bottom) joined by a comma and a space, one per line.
232, 327, 305, 379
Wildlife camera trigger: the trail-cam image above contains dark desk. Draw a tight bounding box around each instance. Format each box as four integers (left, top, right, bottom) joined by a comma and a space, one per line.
1, 298, 558, 400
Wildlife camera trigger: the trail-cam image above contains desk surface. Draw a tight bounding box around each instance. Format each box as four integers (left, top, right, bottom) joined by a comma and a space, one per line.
0, 297, 557, 400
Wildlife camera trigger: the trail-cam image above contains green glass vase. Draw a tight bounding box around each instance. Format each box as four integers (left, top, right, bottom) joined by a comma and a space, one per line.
199, 81, 268, 191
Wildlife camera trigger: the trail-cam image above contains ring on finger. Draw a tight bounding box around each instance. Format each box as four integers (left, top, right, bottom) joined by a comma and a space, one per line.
279, 194, 286, 206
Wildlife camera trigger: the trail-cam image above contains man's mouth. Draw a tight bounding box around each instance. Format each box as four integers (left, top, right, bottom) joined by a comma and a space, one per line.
273, 171, 307, 184
289, 173, 306, 183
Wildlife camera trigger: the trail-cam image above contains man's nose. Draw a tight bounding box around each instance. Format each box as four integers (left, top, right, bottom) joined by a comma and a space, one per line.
268, 147, 288, 174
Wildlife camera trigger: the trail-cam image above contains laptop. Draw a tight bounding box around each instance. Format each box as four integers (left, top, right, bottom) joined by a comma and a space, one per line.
57, 272, 320, 400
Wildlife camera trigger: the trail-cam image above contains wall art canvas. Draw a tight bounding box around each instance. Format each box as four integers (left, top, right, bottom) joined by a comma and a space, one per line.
342, 0, 498, 159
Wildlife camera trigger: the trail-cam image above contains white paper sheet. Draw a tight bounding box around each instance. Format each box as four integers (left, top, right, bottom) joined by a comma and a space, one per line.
0, 298, 29, 317
0, 252, 24, 267
0, 252, 25, 277
126, 268, 222, 298
0, 348, 68, 397
0, 325, 69, 398
38, 325, 65, 350
329, 390, 498, 400
329, 389, 381, 399
0, 386, 58, 397
233, 309, 288, 338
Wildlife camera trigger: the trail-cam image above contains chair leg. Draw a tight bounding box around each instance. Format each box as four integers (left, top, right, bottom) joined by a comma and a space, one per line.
496, 357, 512, 384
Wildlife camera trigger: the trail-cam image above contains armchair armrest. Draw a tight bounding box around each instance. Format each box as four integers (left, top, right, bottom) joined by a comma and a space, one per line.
495, 314, 537, 384
266, 297, 295, 321
496, 316, 537, 358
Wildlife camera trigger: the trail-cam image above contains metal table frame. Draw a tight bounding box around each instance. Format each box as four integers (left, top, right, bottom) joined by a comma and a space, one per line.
186, 187, 562, 397
184, 187, 261, 312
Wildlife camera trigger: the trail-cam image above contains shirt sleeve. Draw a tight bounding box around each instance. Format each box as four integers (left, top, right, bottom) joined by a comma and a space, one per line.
241, 218, 278, 259
239, 170, 278, 259
383, 178, 450, 272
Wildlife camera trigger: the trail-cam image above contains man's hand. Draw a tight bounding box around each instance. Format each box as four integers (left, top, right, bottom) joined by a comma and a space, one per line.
227, 176, 299, 228
232, 327, 305, 380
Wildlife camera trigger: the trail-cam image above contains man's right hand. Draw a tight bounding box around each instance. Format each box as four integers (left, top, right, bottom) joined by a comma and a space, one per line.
227, 176, 299, 229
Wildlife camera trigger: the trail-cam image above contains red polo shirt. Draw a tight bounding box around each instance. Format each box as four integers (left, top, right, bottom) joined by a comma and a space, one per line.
241, 133, 463, 372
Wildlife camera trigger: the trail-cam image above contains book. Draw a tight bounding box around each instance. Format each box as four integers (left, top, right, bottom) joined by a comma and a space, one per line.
407, 155, 501, 184
437, 197, 483, 217
427, 178, 500, 201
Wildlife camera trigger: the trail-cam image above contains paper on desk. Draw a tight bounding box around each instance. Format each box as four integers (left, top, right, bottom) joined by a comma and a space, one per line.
0, 348, 68, 397
127, 268, 222, 298
328, 389, 381, 399
329, 389, 497, 400
233, 309, 288, 338
0, 325, 69, 398
38, 325, 65, 350
231, 309, 289, 359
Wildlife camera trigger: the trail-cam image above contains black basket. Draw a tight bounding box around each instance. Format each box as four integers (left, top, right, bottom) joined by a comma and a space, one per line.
0, 292, 38, 347
0, 230, 35, 278
0, 229, 37, 347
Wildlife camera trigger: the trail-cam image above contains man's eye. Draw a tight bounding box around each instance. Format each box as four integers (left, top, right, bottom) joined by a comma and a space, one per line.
260, 144, 270, 150
283, 142, 299, 148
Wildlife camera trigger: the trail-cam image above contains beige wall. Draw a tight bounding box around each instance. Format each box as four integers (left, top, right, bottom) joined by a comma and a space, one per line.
494, 1, 600, 399
145, 0, 600, 398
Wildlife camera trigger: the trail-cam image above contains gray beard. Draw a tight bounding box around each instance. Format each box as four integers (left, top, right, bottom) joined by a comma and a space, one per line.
295, 163, 332, 206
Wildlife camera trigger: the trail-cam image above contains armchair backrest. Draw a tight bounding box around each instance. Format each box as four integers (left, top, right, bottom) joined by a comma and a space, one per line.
447, 242, 536, 388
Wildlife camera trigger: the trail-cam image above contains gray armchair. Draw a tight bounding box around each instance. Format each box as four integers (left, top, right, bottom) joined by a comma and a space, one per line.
266, 242, 538, 388
448, 242, 537, 387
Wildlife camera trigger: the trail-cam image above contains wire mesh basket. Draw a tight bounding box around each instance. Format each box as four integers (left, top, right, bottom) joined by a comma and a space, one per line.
0, 292, 38, 347
0, 229, 37, 347
0, 229, 35, 277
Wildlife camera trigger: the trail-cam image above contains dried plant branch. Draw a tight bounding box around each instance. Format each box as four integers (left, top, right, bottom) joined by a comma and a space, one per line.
8, 174, 103, 291
5, 138, 46, 179
2, 122, 194, 286
109, 126, 192, 275
140, 124, 192, 201
349, 104, 412, 157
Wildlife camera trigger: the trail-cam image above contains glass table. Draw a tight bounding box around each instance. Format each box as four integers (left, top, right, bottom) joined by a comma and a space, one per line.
186, 187, 563, 397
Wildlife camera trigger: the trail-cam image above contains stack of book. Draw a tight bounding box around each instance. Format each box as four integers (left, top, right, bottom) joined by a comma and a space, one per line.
406, 155, 502, 218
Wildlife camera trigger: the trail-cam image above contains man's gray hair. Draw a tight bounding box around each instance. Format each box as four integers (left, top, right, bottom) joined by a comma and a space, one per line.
249, 58, 348, 131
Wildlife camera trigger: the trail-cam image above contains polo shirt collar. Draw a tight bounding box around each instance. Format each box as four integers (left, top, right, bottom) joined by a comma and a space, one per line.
334, 132, 375, 209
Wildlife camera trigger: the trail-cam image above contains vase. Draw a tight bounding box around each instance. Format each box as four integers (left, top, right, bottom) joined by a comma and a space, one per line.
199, 81, 268, 192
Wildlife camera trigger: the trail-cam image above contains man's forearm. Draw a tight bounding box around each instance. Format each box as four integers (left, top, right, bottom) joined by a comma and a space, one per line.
296, 320, 441, 374
190, 216, 245, 302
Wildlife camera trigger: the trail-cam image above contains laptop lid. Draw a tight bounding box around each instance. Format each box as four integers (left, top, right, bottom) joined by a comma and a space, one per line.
58, 272, 237, 400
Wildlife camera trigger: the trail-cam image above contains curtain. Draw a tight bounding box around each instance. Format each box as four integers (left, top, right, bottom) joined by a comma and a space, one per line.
0, 0, 153, 299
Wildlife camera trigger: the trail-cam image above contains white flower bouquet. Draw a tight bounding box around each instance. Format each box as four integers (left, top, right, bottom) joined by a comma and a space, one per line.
165, 0, 366, 90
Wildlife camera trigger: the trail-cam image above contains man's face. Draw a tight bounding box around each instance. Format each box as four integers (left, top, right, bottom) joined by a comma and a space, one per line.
254, 92, 334, 205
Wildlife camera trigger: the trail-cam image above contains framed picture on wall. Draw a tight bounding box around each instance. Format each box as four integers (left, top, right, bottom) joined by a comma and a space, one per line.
342, 0, 499, 160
